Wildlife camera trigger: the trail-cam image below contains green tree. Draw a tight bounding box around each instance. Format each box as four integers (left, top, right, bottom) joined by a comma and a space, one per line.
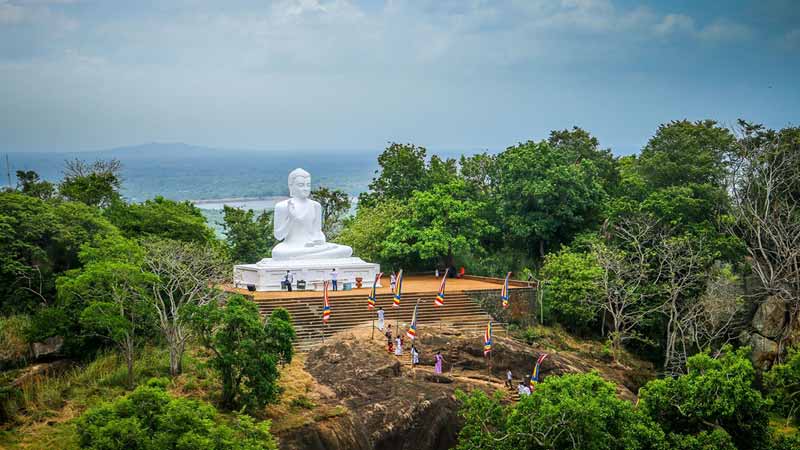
59, 235, 154, 388
459, 152, 498, 197
763, 346, 800, 425
638, 120, 734, 190
495, 140, 605, 257
142, 238, 228, 376
359, 142, 429, 206
383, 179, 495, 268
106, 196, 214, 243
0, 193, 118, 314
187, 296, 281, 411
540, 247, 603, 332
76, 378, 277, 450
337, 199, 409, 267
548, 126, 620, 193
638, 346, 770, 450
263, 308, 295, 366
15, 170, 55, 200
311, 186, 351, 238
221, 206, 274, 263
59, 159, 122, 207
456, 372, 665, 450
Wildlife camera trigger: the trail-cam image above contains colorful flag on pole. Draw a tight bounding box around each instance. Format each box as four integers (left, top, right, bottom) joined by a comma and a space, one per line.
368, 272, 382, 309
530, 353, 549, 388
406, 300, 419, 340
501, 272, 512, 309
322, 281, 331, 324
393, 269, 403, 307
434, 268, 448, 307
483, 321, 493, 355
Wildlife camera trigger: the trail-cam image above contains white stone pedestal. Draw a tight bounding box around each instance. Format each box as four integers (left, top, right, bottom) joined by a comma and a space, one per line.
234, 257, 381, 292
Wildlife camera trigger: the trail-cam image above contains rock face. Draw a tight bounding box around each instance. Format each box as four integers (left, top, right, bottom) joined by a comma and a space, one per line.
752, 296, 788, 339
276, 326, 649, 450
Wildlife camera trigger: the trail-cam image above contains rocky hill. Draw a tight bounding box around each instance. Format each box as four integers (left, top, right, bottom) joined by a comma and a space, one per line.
273, 323, 654, 450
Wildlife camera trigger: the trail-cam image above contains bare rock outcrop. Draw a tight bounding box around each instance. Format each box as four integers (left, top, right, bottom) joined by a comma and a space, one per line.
276, 325, 650, 450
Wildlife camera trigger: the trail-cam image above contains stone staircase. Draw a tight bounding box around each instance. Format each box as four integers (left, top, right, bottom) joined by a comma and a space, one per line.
253, 291, 500, 351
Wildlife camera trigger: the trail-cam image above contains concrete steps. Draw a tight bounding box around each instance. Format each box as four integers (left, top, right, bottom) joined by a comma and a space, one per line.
254, 291, 500, 350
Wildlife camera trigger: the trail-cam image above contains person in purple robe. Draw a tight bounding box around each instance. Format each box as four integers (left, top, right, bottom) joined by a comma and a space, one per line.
434, 351, 444, 374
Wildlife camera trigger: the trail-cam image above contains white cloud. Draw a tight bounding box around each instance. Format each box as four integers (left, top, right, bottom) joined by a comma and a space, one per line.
696, 19, 754, 42
654, 14, 694, 36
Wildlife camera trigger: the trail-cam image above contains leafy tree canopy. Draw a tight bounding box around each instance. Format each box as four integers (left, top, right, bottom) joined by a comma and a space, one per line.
222, 206, 274, 264
540, 247, 603, 332
638, 346, 770, 450
106, 196, 214, 243
382, 179, 495, 268
59, 159, 122, 208
187, 295, 281, 412
76, 378, 277, 450
495, 139, 605, 257
311, 186, 351, 238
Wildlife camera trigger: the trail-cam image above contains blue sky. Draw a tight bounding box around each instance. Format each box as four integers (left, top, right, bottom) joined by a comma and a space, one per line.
1, 0, 798, 154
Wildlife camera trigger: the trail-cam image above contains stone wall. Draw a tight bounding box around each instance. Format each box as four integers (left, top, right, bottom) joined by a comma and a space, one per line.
466, 287, 538, 327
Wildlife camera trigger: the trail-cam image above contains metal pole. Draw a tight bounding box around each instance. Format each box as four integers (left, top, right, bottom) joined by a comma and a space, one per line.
371, 318, 375, 340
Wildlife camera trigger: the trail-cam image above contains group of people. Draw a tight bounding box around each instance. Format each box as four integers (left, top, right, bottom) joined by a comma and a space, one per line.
282, 268, 340, 292
505, 369, 532, 396
376, 309, 446, 374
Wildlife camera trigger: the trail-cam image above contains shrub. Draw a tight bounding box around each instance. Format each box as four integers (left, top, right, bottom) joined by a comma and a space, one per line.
764, 346, 800, 425
76, 378, 277, 450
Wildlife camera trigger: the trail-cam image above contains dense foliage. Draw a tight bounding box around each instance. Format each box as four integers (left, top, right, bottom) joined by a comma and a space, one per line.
76, 378, 277, 450
187, 295, 285, 411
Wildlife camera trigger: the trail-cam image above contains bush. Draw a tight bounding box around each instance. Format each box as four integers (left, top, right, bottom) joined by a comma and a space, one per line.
76, 379, 277, 450
764, 346, 800, 425
540, 247, 602, 333
264, 308, 295, 366
0, 315, 31, 368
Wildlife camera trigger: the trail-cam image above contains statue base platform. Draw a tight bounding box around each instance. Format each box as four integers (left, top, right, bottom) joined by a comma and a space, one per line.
233, 257, 381, 292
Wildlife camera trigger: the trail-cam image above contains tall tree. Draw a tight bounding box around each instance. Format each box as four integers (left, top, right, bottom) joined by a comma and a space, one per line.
311, 186, 351, 238
187, 295, 281, 411
382, 179, 495, 268
548, 126, 620, 193
221, 206, 274, 263
60, 235, 154, 388
15, 170, 55, 200
727, 122, 800, 358
496, 140, 605, 257
142, 238, 228, 376
59, 159, 122, 207
359, 142, 429, 206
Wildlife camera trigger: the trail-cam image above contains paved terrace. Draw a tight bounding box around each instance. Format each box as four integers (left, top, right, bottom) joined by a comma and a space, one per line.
223, 274, 529, 300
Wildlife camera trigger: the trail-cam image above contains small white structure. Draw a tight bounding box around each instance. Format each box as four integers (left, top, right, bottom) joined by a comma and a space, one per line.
233, 168, 380, 292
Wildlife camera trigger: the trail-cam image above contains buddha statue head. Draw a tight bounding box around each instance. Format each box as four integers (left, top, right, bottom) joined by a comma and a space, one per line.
288, 168, 311, 199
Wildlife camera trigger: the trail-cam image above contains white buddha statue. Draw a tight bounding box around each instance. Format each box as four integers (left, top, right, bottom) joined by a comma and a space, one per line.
270, 168, 353, 260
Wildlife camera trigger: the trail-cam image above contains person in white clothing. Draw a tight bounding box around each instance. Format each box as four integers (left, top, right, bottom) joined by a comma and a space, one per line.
389, 272, 397, 293
284, 270, 294, 292
394, 336, 403, 356
330, 268, 338, 291
518, 382, 531, 396
505, 369, 513, 388
377, 307, 385, 331
411, 345, 420, 367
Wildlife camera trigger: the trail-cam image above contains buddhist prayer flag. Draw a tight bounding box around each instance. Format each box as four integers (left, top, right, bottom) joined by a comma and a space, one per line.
322, 281, 331, 324
483, 321, 493, 356
393, 269, 403, 307
368, 272, 382, 309
406, 300, 420, 340
501, 272, 511, 309
530, 353, 549, 388
434, 268, 448, 307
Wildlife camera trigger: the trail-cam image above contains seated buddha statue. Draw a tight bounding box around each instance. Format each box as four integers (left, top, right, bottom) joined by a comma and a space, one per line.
269, 168, 353, 260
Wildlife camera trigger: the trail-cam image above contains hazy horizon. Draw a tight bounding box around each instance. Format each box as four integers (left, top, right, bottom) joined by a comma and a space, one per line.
2, 1, 798, 155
